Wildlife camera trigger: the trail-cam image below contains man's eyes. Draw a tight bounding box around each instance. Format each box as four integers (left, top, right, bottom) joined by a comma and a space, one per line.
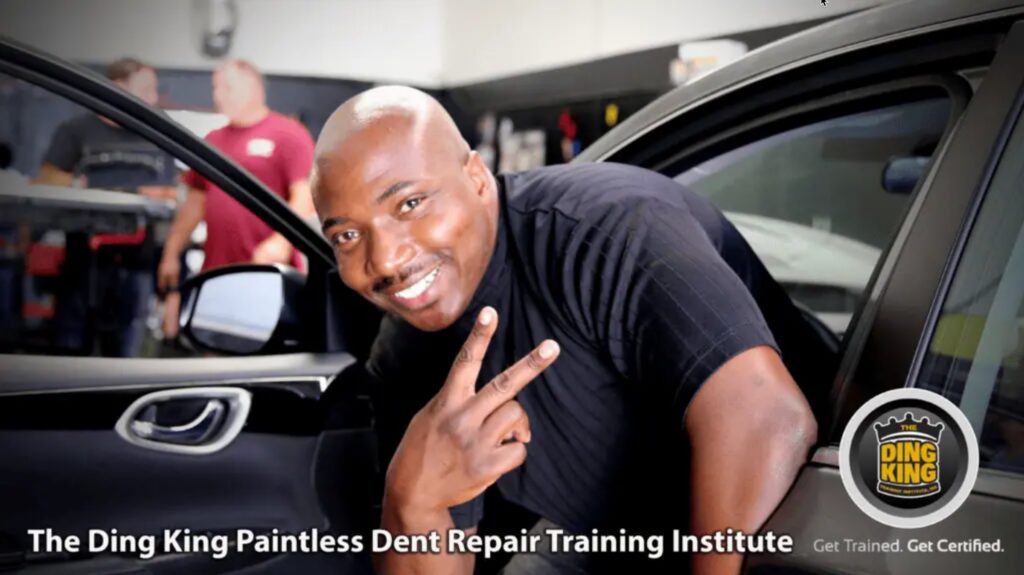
331, 229, 360, 247
398, 195, 426, 215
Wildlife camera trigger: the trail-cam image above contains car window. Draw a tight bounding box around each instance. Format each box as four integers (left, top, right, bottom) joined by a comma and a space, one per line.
0, 73, 306, 359
916, 106, 1024, 476
676, 97, 952, 336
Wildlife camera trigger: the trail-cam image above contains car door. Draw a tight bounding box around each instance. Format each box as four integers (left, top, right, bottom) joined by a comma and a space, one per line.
747, 19, 1024, 575
0, 40, 381, 574
580, 5, 1024, 574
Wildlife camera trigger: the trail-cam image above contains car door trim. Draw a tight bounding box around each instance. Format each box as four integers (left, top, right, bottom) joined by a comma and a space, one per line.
650, 74, 970, 176
812, 446, 1024, 501
904, 25, 1024, 395
0, 352, 355, 396
585, 5, 1022, 164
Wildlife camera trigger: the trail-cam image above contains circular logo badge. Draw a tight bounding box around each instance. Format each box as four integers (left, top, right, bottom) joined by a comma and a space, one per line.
839, 388, 978, 529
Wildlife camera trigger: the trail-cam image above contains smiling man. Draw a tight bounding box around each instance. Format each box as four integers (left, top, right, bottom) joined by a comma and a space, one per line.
312, 86, 825, 575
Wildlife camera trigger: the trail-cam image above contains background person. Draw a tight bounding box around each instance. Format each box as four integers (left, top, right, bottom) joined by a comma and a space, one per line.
35, 58, 177, 199
34, 57, 177, 356
158, 59, 315, 338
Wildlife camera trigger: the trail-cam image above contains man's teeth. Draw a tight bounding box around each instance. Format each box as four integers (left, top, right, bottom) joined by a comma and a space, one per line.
395, 267, 440, 300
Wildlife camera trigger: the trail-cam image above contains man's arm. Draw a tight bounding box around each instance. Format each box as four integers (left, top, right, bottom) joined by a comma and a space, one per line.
35, 119, 82, 187
377, 504, 475, 575
685, 346, 817, 575
252, 179, 314, 264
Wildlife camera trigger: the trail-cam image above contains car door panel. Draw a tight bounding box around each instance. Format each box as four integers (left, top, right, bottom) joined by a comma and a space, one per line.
745, 20, 1024, 575
747, 450, 1024, 574
0, 33, 382, 574
0, 355, 377, 574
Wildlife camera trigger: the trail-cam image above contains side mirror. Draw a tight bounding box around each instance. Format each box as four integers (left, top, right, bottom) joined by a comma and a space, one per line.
178, 264, 306, 355
882, 156, 930, 195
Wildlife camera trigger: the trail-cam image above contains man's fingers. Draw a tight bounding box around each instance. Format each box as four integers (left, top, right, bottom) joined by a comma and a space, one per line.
468, 339, 559, 419
481, 400, 530, 447
443, 306, 498, 399
485, 441, 528, 477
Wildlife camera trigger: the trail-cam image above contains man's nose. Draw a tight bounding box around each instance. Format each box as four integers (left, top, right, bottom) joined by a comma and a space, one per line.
366, 227, 415, 279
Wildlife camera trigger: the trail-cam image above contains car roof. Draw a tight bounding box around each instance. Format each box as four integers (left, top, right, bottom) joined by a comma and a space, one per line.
576, 0, 1024, 163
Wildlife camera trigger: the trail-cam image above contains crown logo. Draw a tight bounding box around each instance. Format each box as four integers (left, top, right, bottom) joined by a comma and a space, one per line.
874, 412, 944, 444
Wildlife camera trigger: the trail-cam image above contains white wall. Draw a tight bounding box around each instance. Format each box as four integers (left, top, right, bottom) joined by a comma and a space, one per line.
440, 0, 888, 85
0, 0, 445, 85
0, 0, 889, 87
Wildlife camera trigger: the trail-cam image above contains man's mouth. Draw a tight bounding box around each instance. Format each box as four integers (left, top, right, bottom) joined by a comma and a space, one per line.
388, 264, 442, 309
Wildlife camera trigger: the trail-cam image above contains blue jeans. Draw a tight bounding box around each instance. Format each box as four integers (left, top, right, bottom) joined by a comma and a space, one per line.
54, 264, 152, 357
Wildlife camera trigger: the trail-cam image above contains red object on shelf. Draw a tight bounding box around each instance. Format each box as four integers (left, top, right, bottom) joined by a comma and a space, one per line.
25, 244, 65, 277
90, 226, 146, 250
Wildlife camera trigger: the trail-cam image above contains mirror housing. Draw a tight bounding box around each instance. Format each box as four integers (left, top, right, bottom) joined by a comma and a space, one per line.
882, 156, 930, 195
178, 264, 306, 355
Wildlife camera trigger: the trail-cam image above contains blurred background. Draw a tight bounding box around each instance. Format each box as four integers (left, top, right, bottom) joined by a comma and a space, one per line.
0, 0, 885, 172
0, 0, 890, 358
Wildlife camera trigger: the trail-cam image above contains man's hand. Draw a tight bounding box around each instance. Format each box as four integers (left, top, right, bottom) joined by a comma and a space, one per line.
252, 233, 293, 265
157, 255, 181, 295
377, 306, 559, 575
159, 187, 205, 294
386, 306, 559, 513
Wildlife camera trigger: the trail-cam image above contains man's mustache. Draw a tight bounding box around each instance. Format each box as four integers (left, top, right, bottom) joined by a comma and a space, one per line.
372, 262, 429, 294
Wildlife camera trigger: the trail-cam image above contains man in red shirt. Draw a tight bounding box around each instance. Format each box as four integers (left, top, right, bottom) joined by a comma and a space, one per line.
158, 59, 314, 334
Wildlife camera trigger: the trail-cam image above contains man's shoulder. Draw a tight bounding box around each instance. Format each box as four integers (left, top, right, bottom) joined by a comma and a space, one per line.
503, 163, 686, 222
263, 112, 312, 141
203, 123, 231, 145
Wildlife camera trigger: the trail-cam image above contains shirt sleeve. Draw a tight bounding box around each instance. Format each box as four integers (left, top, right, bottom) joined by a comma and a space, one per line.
180, 168, 208, 192
276, 122, 315, 193
448, 496, 484, 530
42, 120, 82, 173
562, 195, 778, 425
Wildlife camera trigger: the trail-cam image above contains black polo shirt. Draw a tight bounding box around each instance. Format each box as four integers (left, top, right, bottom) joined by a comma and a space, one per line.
367, 163, 831, 565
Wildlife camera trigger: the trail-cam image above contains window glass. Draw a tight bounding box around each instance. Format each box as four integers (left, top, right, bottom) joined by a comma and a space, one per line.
677, 98, 951, 335
0, 71, 306, 358
917, 107, 1024, 475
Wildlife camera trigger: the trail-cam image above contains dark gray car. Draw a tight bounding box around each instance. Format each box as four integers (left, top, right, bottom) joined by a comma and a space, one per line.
1, 0, 1023, 573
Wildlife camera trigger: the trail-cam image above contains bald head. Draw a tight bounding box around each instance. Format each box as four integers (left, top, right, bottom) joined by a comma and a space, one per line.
313, 86, 499, 332
315, 86, 469, 181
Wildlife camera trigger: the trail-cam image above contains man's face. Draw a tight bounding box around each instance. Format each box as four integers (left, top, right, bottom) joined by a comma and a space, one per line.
120, 68, 158, 106
316, 130, 495, 332
212, 67, 250, 121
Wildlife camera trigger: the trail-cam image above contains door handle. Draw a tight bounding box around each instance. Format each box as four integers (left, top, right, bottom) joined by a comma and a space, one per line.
115, 387, 252, 455
130, 399, 226, 446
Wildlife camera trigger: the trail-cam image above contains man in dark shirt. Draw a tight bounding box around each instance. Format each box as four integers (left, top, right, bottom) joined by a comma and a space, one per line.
35, 58, 176, 357
313, 87, 824, 575
37, 58, 176, 194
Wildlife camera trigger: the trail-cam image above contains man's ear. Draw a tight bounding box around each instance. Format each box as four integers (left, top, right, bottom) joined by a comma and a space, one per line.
463, 150, 492, 198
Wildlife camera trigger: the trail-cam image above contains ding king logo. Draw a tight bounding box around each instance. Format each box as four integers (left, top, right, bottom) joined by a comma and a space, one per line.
874, 412, 943, 498
839, 389, 978, 529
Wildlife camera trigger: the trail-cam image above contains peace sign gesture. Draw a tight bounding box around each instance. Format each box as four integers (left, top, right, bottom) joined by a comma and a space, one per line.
383, 306, 560, 515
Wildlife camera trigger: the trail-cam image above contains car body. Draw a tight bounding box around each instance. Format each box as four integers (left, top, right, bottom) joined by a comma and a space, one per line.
2, 0, 1024, 573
